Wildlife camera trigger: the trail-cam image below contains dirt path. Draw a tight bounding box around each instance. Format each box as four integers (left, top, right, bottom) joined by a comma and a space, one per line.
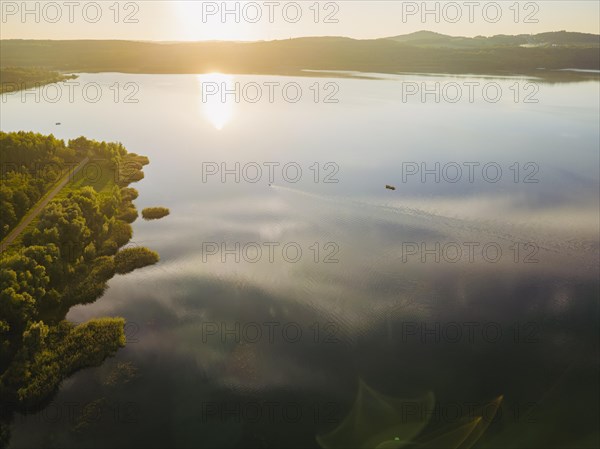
0, 157, 90, 253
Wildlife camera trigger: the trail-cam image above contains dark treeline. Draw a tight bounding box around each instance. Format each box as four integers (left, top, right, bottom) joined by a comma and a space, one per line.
0, 133, 158, 446
0, 31, 598, 77
0, 67, 77, 93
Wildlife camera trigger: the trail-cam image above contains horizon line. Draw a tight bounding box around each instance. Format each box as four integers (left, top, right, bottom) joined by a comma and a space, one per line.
1, 29, 599, 44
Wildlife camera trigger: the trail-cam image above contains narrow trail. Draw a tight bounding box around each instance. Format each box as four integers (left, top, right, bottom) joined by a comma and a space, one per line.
0, 157, 90, 253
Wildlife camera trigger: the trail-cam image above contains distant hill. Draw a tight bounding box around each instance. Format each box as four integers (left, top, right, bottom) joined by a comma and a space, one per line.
386, 30, 453, 42
385, 30, 600, 48
1, 31, 598, 78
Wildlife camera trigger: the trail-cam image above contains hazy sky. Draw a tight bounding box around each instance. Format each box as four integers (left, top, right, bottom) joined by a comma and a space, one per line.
1, 1, 598, 41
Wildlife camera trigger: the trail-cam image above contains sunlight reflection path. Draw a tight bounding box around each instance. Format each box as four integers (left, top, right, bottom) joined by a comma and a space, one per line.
197, 73, 236, 130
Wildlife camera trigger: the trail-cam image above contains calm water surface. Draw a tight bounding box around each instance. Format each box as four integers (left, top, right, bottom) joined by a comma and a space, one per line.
1, 73, 599, 448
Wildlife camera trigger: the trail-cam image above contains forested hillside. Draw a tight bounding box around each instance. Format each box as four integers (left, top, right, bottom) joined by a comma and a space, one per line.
1, 32, 598, 77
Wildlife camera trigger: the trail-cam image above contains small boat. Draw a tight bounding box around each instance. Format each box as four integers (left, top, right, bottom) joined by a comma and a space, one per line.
55, 122, 61, 125
385, 185, 396, 191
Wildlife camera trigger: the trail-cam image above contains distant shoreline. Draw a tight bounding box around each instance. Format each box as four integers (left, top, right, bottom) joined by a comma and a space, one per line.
23, 68, 599, 84
1, 32, 598, 83
0, 68, 77, 93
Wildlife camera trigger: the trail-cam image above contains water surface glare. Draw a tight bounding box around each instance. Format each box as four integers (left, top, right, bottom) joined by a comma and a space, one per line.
2, 73, 599, 449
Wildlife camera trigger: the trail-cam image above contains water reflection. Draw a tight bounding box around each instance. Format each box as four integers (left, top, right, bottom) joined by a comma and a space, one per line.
1, 73, 598, 449
197, 73, 236, 130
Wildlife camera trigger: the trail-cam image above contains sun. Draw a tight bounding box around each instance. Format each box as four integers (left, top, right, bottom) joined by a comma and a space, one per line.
172, 1, 261, 41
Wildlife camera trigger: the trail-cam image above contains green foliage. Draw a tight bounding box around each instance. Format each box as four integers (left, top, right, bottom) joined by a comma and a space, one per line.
99, 186, 122, 217
109, 220, 133, 247
114, 153, 147, 188
0, 318, 125, 410
0, 132, 158, 437
99, 239, 119, 257
114, 247, 159, 274
68, 136, 126, 161
0, 131, 134, 241
90, 256, 116, 281
0, 250, 51, 333
120, 187, 139, 202
142, 207, 170, 220
0, 183, 127, 342
126, 154, 150, 166
117, 205, 138, 223
0, 132, 75, 240
117, 168, 144, 186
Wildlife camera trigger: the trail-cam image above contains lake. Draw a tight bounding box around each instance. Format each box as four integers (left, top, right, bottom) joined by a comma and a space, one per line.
1, 72, 599, 448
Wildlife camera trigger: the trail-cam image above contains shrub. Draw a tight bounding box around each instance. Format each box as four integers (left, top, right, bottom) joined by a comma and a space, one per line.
117, 206, 138, 223
120, 187, 139, 201
109, 220, 133, 247
141, 207, 170, 220
114, 247, 159, 274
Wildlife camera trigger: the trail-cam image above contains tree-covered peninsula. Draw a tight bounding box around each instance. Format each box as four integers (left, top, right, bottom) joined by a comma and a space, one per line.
0, 67, 77, 94
0, 132, 158, 446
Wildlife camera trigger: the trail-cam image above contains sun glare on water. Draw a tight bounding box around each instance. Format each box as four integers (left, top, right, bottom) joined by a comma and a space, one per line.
197, 73, 236, 130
